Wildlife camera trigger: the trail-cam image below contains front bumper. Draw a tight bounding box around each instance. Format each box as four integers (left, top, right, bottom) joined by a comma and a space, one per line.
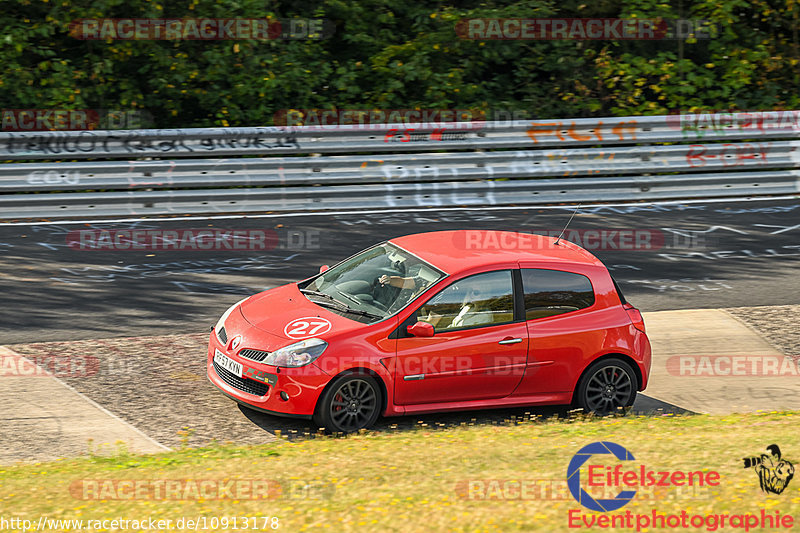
207, 332, 331, 418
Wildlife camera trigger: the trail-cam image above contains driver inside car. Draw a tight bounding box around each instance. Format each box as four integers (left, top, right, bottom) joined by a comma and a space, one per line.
376, 271, 435, 308
378, 274, 416, 289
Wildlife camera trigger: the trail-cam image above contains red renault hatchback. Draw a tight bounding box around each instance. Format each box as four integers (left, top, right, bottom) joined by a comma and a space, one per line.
208, 230, 651, 432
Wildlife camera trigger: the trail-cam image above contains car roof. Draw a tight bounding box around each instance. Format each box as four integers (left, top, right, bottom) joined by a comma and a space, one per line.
389, 230, 604, 275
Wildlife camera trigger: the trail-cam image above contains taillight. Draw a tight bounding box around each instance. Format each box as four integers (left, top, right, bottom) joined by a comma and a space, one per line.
623, 303, 646, 333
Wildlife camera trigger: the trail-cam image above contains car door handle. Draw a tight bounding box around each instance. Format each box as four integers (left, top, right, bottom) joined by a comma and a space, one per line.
498, 337, 523, 345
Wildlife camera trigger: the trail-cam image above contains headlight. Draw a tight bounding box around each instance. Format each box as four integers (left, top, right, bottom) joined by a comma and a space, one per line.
263, 338, 328, 368
215, 297, 248, 342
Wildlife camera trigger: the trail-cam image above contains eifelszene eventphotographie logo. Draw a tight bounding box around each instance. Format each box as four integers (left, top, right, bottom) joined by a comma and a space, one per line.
743, 444, 795, 495
565, 441, 795, 531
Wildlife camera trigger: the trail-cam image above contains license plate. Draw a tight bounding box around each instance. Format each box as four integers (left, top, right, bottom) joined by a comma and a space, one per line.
214, 349, 243, 378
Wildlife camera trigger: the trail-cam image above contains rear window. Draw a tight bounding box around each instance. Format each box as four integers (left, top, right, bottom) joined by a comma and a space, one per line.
520, 268, 595, 320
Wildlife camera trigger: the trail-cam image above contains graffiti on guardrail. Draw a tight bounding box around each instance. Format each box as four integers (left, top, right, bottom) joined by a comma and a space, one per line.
384, 129, 473, 142
27, 170, 81, 185
370, 147, 665, 180
686, 143, 772, 168
526, 120, 638, 143
1, 128, 300, 156
1, 111, 798, 216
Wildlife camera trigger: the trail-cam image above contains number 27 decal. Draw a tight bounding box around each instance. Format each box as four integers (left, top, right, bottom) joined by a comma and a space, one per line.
284, 316, 332, 339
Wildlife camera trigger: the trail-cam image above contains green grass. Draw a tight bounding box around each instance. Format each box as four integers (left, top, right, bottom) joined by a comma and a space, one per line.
1, 412, 799, 532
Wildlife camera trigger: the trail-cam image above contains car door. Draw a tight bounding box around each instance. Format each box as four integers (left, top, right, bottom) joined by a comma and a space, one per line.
513, 266, 603, 396
393, 270, 528, 405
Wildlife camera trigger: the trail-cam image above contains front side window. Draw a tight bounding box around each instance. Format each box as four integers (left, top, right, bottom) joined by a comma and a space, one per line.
417, 270, 514, 331
521, 269, 595, 320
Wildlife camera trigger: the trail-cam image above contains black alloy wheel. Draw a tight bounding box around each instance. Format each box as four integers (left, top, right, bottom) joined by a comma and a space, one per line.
314, 374, 381, 433
577, 359, 637, 415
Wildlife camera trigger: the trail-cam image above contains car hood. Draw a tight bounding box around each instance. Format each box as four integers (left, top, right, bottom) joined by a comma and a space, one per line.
239, 283, 368, 342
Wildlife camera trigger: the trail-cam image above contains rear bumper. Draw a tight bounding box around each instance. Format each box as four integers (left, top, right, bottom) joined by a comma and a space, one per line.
636, 329, 652, 390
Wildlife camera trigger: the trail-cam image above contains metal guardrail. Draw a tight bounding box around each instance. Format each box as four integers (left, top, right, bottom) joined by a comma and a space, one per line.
1, 113, 798, 219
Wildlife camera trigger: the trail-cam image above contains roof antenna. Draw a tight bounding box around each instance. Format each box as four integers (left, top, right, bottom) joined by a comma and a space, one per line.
554, 203, 581, 246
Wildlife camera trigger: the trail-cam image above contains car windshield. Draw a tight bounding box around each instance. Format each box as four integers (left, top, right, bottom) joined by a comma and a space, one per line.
300, 242, 445, 322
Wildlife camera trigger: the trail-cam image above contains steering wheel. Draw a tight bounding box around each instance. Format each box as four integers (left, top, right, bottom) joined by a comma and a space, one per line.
372, 272, 402, 308
363, 278, 390, 311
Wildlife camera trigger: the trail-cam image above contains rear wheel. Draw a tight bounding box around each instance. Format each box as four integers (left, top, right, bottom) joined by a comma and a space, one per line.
576, 359, 637, 415
313, 373, 381, 433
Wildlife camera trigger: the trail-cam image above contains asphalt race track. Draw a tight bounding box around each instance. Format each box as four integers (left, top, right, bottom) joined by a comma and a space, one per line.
1, 197, 800, 344
2, 197, 800, 451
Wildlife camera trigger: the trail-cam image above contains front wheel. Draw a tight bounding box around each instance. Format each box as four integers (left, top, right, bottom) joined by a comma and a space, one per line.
313, 374, 382, 433
576, 359, 637, 415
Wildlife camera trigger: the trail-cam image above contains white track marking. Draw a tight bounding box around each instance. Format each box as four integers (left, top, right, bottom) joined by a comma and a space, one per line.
1, 194, 799, 227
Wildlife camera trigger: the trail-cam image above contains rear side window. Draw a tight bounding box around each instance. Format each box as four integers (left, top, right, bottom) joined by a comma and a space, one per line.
521, 269, 595, 320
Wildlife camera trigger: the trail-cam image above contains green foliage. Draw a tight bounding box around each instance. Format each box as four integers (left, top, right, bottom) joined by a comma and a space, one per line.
1, 0, 797, 128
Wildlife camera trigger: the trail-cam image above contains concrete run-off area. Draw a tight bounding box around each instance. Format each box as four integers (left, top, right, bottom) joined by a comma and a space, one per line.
1, 306, 798, 464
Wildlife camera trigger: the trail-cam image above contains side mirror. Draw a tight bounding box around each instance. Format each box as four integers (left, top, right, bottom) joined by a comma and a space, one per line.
319, 265, 329, 273
407, 321, 435, 338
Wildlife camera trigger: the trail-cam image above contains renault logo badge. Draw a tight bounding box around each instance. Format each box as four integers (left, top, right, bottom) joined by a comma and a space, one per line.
231, 336, 242, 351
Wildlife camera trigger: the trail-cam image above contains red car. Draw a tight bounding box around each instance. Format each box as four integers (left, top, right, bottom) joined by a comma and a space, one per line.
208, 230, 651, 433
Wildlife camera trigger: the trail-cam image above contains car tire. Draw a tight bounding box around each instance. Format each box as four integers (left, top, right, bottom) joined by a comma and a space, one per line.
576, 358, 638, 415
313, 373, 382, 433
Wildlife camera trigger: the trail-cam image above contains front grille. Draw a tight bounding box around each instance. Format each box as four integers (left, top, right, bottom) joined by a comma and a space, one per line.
217, 326, 228, 345
238, 348, 271, 362
212, 360, 270, 396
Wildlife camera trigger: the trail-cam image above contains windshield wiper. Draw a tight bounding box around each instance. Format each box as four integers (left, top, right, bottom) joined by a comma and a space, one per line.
337, 306, 383, 321
300, 289, 340, 303
335, 291, 363, 306
303, 295, 382, 321
301, 288, 382, 321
